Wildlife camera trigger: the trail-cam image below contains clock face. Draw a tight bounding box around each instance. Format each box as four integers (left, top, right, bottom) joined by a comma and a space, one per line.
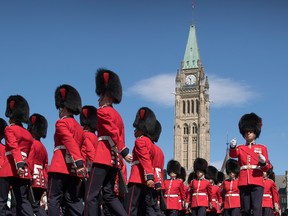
185, 74, 196, 85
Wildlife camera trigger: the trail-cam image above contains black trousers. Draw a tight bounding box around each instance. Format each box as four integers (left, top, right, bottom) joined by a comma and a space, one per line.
124, 183, 145, 216
31, 187, 47, 216
0, 177, 34, 216
47, 172, 84, 216
262, 207, 274, 216
84, 164, 127, 216
223, 208, 241, 216
191, 206, 206, 216
239, 185, 264, 216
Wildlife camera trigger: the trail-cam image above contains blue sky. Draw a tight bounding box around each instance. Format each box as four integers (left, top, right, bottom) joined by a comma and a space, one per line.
0, 0, 287, 175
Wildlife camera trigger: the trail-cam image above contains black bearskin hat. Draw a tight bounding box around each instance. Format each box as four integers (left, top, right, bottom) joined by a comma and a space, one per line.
239, 112, 262, 138
193, 157, 208, 174
225, 159, 240, 176
217, 171, 225, 184
95, 68, 122, 104
206, 165, 218, 182
0, 118, 7, 138
5, 95, 30, 123
178, 166, 187, 182
28, 113, 48, 139
187, 171, 196, 185
133, 107, 157, 138
55, 84, 82, 115
150, 120, 161, 143
80, 105, 98, 131
267, 168, 275, 182
167, 159, 181, 176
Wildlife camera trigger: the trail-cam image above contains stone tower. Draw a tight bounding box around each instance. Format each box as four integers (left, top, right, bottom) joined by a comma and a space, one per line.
174, 24, 210, 172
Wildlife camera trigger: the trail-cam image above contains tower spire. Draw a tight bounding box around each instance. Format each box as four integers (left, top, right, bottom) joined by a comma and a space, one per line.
182, 24, 201, 70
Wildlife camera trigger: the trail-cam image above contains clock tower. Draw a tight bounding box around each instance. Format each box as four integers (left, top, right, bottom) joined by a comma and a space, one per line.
174, 24, 210, 172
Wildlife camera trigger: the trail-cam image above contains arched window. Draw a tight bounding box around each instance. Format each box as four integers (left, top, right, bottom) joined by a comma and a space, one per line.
192, 123, 198, 134
187, 100, 190, 114
183, 124, 189, 135
183, 101, 186, 114
196, 99, 199, 113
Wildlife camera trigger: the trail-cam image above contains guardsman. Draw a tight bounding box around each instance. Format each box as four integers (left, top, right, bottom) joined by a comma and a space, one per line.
221, 159, 241, 216
0, 95, 34, 215
27, 113, 49, 216
229, 113, 271, 216
124, 107, 157, 216
186, 157, 211, 216
80, 105, 98, 177
178, 166, 188, 216
262, 168, 279, 216
85, 69, 132, 216
0, 118, 11, 214
48, 84, 85, 216
163, 160, 186, 216
206, 166, 222, 216
150, 120, 166, 215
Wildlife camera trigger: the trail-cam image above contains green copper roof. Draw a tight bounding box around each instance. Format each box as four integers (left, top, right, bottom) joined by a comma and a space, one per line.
182, 24, 200, 69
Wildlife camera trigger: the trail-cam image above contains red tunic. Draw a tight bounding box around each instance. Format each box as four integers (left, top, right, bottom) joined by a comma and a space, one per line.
151, 144, 164, 189
29, 140, 48, 189
93, 106, 128, 168
229, 143, 270, 187
222, 178, 240, 209
128, 136, 154, 184
49, 117, 84, 176
187, 178, 211, 208
164, 178, 186, 210
81, 130, 97, 172
208, 184, 222, 213
262, 178, 278, 209
0, 124, 34, 179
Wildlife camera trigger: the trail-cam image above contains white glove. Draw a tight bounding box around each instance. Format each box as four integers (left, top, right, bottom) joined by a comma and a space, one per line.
274, 203, 279, 211
258, 154, 266, 164
185, 202, 189, 209
230, 138, 237, 148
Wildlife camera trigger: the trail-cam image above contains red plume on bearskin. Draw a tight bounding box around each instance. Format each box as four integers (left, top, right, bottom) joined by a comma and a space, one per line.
28, 113, 48, 139
225, 158, 240, 176
206, 165, 218, 183
167, 159, 181, 176
133, 107, 157, 139
80, 105, 98, 131
95, 68, 122, 104
0, 118, 7, 138
5, 95, 30, 123
55, 84, 82, 115
193, 158, 208, 174
238, 112, 262, 138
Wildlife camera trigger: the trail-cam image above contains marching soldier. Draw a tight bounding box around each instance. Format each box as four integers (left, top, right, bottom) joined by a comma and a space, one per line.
262, 168, 279, 216
48, 84, 85, 216
206, 166, 222, 216
27, 113, 49, 216
79, 105, 98, 177
221, 159, 240, 216
124, 107, 157, 216
186, 157, 211, 216
150, 120, 166, 215
163, 160, 186, 216
229, 113, 271, 216
0, 95, 34, 215
178, 166, 188, 216
84, 69, 132, 216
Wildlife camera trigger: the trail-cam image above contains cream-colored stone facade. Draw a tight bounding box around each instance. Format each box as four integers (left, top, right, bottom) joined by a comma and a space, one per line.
173, 25, 210, 172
